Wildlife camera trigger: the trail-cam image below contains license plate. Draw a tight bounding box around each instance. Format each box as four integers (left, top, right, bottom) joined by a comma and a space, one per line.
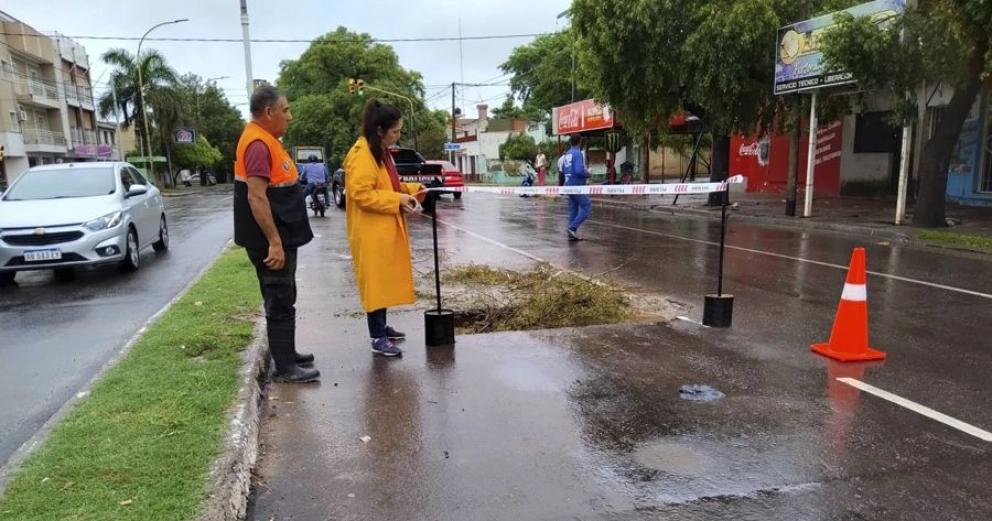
24, 249, 62, 262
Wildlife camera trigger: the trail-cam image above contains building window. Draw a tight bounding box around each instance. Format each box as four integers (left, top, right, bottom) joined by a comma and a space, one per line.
8, 110, 17, 130
0, 61, 11, 80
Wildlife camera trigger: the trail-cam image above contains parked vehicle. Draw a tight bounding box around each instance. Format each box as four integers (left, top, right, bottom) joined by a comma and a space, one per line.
178, 169, 217, 187
0, 162, 168, 285
331, 147, 445, 212
425, 160, 465, 199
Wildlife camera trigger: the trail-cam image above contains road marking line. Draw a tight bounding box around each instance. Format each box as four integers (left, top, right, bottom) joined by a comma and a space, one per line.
429, 220, 549, 264
589, 220, 992, 300
837, 378, 992, 442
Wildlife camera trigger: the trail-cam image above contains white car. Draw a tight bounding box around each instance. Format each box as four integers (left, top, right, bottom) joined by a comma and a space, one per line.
0, 162, 168, 285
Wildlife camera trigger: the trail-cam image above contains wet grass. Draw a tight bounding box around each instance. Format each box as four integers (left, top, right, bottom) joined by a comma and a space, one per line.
427, 263, 634, 334
0, 248, 261, 521
916, 230, 992, 251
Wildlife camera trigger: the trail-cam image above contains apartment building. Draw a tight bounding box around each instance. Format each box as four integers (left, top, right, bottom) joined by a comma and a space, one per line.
0, 10, 110, 188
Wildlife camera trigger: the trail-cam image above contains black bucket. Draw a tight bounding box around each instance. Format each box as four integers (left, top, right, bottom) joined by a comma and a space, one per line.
702, 294, 734, 328
425, 309, 456, 347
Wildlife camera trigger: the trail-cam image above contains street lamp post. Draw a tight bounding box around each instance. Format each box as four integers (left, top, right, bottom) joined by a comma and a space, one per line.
136, 18, 189, 185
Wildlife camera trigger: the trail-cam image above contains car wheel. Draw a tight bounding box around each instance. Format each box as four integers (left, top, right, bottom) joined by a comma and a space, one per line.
0, 271, 15, 287
119, 227, 140, 272
454, 192, 462, 200
54, 268, 76, 282
152, 215, 169, 252
333, 184, 346, 208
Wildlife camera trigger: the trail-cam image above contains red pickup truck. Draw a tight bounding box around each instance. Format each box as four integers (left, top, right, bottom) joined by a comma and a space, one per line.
331, 147, 446, 211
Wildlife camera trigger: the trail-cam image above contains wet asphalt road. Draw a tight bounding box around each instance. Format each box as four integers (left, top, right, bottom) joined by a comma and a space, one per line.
0, 188, 233, 471
251, 194, 992, 521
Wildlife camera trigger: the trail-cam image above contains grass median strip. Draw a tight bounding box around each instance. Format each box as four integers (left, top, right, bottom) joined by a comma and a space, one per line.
0, 247, 261, 521
916, 230, 992, 251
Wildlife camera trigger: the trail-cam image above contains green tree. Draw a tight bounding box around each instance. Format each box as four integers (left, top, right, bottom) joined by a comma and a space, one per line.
570, 0, 860, 196
278, 27, 435, 165
820, 0, 992, 227
173, 135, 222, 171
499, 133, 538, 162
175, 74, 244, 182
97, 48, 180, 174
416, 109, 453, 160
500, 29, 585, 117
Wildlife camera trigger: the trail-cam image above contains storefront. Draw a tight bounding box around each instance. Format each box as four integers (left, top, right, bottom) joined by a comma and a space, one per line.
947, 91, 992, 206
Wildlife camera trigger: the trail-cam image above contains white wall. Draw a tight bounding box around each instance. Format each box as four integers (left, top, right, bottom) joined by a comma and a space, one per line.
840, 113, 890, 186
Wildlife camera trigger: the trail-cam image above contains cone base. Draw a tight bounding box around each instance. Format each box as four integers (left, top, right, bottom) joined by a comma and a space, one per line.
811, 342, 886, 362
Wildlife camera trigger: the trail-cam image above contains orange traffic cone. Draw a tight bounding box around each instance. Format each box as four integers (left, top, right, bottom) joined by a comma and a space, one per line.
811, 248, 886, 362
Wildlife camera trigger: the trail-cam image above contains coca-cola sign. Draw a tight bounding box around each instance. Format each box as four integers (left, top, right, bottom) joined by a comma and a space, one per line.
553, 99, 615, 135
738, 139, 771, 165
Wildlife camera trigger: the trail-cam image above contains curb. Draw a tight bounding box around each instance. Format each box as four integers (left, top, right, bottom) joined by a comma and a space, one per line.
591, 198, 992, 256
196, 319, 269, 521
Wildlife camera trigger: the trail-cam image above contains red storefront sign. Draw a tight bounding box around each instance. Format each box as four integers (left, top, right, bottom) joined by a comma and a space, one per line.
730, 119, 843, 195
553, 99, 615, 135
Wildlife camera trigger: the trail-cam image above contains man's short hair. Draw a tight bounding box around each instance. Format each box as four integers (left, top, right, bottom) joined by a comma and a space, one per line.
569, 135, 582, 146
250, 85, 285, 117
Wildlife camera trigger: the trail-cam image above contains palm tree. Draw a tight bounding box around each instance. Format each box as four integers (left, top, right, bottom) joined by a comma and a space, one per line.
97, 48, 180, 165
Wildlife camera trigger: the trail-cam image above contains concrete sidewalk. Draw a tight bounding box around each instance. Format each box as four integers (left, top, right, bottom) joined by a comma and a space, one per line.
589, 190, 992, 253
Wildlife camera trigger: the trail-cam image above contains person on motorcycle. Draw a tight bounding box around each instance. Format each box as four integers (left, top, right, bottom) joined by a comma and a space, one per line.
301, 154, 330, 207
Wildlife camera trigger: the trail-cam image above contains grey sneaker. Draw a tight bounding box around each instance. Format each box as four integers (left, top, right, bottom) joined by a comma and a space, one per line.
568, 228, 581, 241
385, 326, 406, 340
371, 337, 403, 357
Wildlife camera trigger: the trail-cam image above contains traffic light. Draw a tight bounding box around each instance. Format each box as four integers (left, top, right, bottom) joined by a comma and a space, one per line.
0, 144, 5, 163
347, 78, 366, 95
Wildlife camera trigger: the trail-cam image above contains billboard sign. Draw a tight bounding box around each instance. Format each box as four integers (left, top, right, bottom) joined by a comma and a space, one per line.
173, 128, 196, 144
552, 99, 614, 135
774, 0, 905, 95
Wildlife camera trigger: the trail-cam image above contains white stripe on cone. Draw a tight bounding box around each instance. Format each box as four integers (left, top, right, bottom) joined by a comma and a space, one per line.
840, 283, 867, 302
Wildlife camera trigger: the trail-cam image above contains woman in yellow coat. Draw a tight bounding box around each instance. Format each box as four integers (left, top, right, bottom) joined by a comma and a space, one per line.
344, 99, 426, 357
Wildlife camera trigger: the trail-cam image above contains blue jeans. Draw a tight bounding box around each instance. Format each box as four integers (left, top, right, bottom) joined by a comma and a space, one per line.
567, 194, 592, 231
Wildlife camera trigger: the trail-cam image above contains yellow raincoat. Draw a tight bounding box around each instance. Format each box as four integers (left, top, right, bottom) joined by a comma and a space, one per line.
343, 137, 425, 312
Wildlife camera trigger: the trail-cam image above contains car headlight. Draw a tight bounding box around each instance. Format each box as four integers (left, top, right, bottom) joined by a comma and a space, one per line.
83, 211, 123, 232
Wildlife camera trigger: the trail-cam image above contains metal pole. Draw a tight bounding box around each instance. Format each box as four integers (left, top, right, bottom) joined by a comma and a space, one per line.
432, 207, 442, 313
111, 82, 123, 161
895, 124, 911, 224
451, 82, 456, 164
803, 91, 818, 218
137, 19, 188, 184
718, 192, 727, 296
241, 0, 254, 99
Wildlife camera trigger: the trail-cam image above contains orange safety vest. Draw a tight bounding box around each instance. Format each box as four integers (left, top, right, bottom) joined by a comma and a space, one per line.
234, 121, 298, 186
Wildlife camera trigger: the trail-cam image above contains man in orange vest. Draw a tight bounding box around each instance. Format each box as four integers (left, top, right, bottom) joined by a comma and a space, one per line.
233, 85, 319, 383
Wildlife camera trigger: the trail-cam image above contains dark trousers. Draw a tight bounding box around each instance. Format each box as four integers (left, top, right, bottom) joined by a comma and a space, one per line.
367, 308, 387, 339
247, 247, 299, 371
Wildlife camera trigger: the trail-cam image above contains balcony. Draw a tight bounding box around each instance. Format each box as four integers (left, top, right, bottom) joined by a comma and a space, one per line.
14, 78, 60, 109
64, 83, 96, 110
23, 128, 68, 154
71, 129, 108, 158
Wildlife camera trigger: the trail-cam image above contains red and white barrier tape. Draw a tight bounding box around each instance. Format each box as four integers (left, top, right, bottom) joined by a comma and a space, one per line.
425, 175, 745, 196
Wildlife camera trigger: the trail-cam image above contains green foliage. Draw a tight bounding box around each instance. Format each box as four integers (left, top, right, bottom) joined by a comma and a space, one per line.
569, 0, 865, 138
175, 74, 244, 181
173, 135, 223, 170
277, 27, 444, 165
500, 30, 585, 118
499, 133, 538, 162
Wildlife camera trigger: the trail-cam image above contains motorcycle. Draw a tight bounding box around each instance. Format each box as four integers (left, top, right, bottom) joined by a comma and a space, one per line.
308, 182, 329, 217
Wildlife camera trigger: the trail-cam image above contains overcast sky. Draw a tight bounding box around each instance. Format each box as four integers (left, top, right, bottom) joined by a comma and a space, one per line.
11, 0, 570, 120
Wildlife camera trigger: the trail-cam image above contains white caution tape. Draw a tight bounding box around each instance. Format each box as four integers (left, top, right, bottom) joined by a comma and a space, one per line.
425, 175, 746, 196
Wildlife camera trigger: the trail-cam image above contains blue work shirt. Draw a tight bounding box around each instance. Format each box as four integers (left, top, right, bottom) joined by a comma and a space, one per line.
562, 146, 589, 186
302, 162, 329, 184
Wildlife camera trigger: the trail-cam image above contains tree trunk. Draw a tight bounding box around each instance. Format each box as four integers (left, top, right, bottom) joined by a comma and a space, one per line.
707, 133, 731, 206
912, 43, 988, 227
641, 135, 651, 184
